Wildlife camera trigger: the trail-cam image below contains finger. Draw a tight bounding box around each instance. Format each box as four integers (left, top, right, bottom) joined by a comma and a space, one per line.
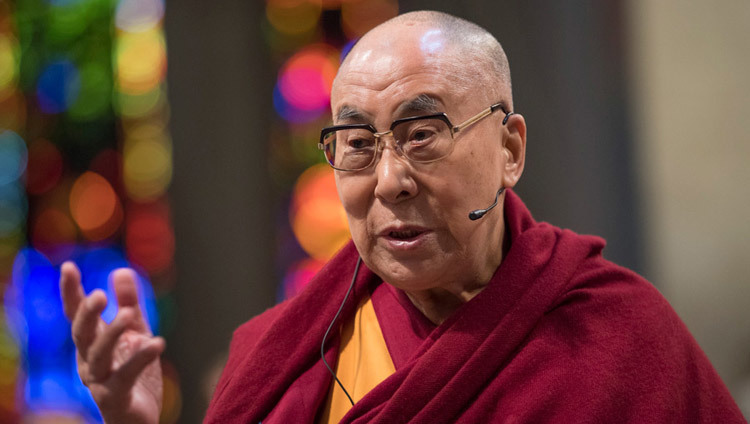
87, 307, 136, 381
71, 290, 107, 357
111, 337, 165, 390
111, 268, 149, 333
60, 261, 85, 321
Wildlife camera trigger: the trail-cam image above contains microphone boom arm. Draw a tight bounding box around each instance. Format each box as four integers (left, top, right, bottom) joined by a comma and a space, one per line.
468, 187, 505, 221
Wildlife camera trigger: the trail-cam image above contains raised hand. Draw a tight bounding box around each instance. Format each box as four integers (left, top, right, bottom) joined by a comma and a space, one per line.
60, 261, 165, 424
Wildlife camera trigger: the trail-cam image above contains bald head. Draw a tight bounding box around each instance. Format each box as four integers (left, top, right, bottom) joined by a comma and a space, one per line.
338, 11, 513, 108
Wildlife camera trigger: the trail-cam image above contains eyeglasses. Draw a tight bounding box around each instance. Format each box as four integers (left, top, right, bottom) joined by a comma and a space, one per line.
318, 103, 514, 172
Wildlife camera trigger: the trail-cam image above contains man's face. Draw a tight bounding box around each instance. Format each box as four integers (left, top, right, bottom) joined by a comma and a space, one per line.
330, 23, 519, 293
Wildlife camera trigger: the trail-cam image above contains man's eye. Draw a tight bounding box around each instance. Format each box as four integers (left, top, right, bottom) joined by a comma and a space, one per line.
346, 138, 374, 149
409, 128, 437, 144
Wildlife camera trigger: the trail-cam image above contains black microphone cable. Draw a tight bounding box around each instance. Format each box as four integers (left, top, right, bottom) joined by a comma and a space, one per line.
320, 256, 361, 407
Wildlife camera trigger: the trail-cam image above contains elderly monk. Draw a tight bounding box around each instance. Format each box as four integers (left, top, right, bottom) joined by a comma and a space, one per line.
60, 10, 744, 424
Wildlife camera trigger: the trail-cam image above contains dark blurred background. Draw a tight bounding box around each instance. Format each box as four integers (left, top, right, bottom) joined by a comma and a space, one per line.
0, 0, 747, 422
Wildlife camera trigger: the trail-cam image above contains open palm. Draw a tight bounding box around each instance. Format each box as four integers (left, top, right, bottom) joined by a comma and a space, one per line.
61, 262, 165, 424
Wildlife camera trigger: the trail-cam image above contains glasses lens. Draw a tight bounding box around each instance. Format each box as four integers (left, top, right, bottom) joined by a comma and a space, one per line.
324, 128, 376, 171
392, 118, 452, 162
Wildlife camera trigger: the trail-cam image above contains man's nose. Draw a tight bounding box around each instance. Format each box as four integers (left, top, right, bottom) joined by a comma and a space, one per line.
373, 144, 418, 203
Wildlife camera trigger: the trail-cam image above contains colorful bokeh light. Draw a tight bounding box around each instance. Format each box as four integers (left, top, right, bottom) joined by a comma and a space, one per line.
25, 139, 64, 196
46, 0, 95, 44
36, 60, 81, 114
115, 28, 167, 95
115, 85, 165, 118
0, 35, 19, 97
1, 0, 179, 420
0, 130, 27, 185
69, 171, 123, 241
0, 89, 26, 131
89, 149, 123, 194
341, 0, 398, 39
266, 0, 323, 37
0, 323, 20, 422
0, 231, 23, 273
123, 136, 172, 200
8, 248, 71, 355
274, 44, 339, 123
290, 164, 350, 261
125, 201, 174, 275
0, 6, 24, 417
273, 84, 326, 124
279, 44, 338, 111
0, 183, 27, 239
115, 0, 165, 33
159, 359, 181, 424
281, 257, 325, 299
30, 207, 77, 263
68, 61, 112, 121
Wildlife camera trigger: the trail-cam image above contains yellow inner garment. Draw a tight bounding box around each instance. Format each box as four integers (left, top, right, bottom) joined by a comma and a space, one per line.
319, 296, 396, 423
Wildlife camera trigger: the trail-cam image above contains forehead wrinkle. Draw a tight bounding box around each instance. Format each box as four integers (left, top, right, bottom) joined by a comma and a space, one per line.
332, 47, 476, 123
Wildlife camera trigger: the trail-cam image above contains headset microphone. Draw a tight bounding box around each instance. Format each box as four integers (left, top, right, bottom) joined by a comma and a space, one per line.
468, 187, 505, 221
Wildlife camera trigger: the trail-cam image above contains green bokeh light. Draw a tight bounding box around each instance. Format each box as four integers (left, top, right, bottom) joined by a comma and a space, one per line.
114, 85, 163, 118
69, 60, 112, 121
45, 0, 95, 45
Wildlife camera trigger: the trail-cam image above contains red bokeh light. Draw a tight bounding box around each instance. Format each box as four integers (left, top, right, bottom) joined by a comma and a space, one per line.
90, 149, 124, 195
125, 200, 174, 274
25, 138, 63, 196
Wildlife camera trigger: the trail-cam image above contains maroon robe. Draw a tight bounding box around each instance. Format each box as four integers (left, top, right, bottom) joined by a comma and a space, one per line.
205, 190, 745, 423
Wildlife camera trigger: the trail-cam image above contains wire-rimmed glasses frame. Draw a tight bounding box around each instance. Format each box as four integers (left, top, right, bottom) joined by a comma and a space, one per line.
318, 102, 513, 172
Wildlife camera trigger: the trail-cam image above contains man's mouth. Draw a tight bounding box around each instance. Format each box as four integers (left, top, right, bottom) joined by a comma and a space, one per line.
388, 229, 424, 240
380, 226, 430, 250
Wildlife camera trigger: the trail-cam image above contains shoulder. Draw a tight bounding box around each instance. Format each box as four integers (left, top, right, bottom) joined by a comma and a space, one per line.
561, 256, 675, 321
212, 300, 290, 395
520, 256, 743, 421
540, 255, 692, 360
226, 301, 289, 366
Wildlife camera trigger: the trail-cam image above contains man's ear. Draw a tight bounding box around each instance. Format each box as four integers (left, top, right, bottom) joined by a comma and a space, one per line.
501, 113, 526, 189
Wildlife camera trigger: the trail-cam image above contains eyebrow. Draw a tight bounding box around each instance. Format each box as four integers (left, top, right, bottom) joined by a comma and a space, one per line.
335, 105, 370, 123
395, 94, 442, 117
333, 94, 443, 123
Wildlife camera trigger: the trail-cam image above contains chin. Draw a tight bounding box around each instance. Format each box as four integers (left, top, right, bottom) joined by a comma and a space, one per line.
370, 257, 445, 292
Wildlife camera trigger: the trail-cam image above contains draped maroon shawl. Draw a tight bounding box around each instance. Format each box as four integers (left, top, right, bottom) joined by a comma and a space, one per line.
205, 190, 744, 423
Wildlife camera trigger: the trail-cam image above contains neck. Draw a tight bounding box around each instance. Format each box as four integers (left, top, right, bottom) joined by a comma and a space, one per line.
403, 284, 487, 325
402, 225, 509, 325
